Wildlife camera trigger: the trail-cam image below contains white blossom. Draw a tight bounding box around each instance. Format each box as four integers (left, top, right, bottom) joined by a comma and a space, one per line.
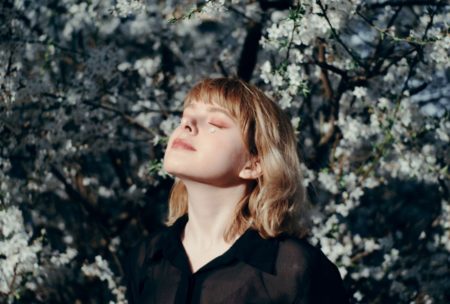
160, 115, 181, 137
113, 0, 146, 18
82, 255, 128, 304
201, 0, 226, 16
435, 120, 449, 142
352, 87, 367, 99
0, 206, 42, 295
318, 171, 339, 194
50, 247, 78, 266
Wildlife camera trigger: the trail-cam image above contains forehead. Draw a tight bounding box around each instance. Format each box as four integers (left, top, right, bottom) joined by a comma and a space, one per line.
184, 102, 232, 117
184, 86, 244, 119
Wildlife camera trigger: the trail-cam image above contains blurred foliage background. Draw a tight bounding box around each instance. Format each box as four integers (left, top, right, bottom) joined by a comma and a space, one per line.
0, 0, 449, 303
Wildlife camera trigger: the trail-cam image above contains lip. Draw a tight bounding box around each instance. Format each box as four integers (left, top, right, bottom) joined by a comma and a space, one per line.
172, 138, 196, 151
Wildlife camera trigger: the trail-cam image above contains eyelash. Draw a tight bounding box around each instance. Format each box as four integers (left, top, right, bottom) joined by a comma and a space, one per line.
180, 117, 224, 129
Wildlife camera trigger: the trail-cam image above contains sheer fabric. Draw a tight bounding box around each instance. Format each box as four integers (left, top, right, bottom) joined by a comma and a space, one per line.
123, 215, 349, 304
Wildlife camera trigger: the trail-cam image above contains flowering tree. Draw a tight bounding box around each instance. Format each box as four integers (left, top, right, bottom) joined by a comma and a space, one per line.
0, 0, 448, 303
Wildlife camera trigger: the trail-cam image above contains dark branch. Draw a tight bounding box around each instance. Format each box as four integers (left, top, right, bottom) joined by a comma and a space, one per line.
82, 99, 158, 137
317, 0, 366, 70
237, 21, 263, 81
312, 60, 348, 78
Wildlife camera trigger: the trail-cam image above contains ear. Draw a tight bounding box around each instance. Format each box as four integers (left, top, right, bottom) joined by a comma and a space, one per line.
238, 157, 262, 180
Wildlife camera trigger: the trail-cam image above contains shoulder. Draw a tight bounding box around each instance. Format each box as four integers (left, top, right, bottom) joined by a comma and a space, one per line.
276, 235, 329, 272
275, 235, 349, 303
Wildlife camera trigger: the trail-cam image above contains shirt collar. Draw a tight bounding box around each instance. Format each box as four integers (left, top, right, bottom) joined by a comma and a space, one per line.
231, 227, 278, 275
151, 215, 279, 275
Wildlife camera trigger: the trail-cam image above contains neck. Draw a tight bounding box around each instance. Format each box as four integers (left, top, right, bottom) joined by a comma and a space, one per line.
182, 180, 247, 248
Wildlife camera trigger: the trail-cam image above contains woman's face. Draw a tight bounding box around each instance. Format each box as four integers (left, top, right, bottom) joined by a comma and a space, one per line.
163, 101, 250, 187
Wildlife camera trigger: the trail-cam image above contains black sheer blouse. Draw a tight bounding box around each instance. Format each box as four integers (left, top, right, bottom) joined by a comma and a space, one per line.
123, 216, 349, 304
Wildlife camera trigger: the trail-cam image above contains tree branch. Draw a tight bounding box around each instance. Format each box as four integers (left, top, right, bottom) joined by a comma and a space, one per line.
237, 20, 263, 81
317, 0, 366, 69
82, 99, 159, 137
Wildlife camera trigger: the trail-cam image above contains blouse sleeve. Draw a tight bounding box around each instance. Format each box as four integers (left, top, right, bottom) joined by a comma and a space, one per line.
123, 239, 147, 304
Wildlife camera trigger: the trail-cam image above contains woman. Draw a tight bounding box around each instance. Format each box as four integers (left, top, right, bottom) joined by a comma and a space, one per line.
124, 78, 348, 303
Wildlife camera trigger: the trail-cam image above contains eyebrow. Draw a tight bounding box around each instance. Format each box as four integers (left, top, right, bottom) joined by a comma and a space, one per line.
184, 103, 234, 120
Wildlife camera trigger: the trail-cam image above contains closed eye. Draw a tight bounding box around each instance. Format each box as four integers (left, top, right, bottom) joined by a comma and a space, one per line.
209, 122, 224, 129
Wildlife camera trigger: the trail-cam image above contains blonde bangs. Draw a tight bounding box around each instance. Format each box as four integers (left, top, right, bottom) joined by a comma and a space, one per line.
184, 78, 250, 118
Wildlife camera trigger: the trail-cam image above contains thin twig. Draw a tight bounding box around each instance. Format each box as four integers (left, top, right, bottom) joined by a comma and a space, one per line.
82, 99, 159, 137
317, 0, 365, 69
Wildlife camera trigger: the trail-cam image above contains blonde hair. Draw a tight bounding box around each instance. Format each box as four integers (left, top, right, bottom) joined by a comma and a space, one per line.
165, 78, 310, 241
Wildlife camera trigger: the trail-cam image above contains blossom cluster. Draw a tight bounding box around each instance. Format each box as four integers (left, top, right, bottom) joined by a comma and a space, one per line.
0, 205, 42, 297
82, 256, 127, 304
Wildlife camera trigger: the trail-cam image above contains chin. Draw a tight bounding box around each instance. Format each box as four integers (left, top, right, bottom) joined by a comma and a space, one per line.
163, 163, 189, 178
162, 163, 177, 175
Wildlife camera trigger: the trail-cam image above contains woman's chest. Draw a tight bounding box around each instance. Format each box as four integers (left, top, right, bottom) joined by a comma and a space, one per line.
137, 260, 296, 304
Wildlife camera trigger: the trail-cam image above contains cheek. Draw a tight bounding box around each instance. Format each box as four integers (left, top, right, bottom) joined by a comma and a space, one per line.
207, 139, 247, 166
231, 147, 248, 169
166, 128, 181, 147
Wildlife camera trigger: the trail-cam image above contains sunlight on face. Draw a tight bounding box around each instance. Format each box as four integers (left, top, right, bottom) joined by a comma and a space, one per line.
163, 102, 250, 187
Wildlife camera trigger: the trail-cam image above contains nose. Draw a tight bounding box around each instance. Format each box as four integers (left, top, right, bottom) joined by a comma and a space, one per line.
181, 118, 196, 134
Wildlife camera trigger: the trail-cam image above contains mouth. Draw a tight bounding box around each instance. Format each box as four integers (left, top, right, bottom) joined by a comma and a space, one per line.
172, 138, 196, 151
